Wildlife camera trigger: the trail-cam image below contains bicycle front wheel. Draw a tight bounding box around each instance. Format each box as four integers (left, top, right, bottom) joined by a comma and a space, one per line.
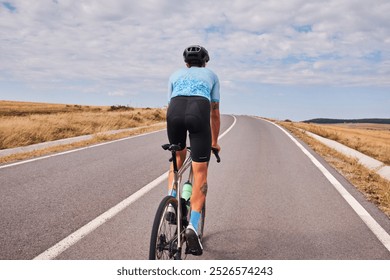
149, 196, 179, 260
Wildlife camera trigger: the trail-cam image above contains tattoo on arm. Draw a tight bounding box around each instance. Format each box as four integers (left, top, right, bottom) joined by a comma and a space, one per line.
212, 102, 219, 110
201, 183, 208, 195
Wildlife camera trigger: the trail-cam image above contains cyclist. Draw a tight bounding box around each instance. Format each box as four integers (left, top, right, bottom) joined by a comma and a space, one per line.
166, 45, 221, 255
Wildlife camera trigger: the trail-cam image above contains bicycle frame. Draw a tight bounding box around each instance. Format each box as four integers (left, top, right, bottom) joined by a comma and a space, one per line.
170, 147, 193, 257
155, 143, 219, 259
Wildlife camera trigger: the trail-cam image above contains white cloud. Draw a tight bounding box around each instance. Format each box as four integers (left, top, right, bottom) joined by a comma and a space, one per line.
108, 90, 126, 97
1, 0, 390, 105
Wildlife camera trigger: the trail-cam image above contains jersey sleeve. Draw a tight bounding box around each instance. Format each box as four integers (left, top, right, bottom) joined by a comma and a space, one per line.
167, 77, 173, 103
210, 74, 220, 103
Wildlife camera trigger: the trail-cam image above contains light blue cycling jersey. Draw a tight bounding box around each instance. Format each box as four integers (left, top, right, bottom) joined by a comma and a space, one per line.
168, 67, 220, 103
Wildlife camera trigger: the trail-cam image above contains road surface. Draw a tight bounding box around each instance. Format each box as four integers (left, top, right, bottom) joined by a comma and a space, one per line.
1, 115, 390, 259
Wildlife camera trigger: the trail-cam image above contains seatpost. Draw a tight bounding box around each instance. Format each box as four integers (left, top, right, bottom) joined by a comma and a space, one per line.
171, 150, 178, 172
171, 148, 182, 257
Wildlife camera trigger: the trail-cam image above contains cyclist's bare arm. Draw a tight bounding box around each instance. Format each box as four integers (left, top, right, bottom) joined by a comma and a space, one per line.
211, 102, 220, 151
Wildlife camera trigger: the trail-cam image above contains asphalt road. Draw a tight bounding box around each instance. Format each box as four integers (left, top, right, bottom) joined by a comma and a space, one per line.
1, 115, 390, 260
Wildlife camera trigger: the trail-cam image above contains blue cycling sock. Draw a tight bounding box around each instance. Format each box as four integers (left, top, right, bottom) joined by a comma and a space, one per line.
189, 210, 201, 233
169, 189, 177, 198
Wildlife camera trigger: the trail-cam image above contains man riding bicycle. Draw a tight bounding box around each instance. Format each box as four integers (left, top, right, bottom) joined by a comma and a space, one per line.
166, 45, 221, 255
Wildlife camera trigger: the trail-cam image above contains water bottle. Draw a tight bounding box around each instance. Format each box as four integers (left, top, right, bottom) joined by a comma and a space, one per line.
181, 181, 192, 212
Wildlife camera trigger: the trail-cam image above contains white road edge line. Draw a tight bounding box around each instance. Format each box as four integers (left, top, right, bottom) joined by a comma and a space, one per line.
33, 115, 237, 260
219, 114, 237, 139
0, 129, 166, 170
262, 118, 390, 253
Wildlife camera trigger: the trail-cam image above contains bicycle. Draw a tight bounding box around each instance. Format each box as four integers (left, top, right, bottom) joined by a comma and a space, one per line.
149, 144, 220, 260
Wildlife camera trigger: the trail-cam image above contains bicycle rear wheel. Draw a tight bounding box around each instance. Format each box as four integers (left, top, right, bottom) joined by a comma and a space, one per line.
149, 196, 179, 260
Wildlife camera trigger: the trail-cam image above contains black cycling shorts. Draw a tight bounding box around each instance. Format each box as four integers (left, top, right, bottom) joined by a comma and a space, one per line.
167, 96, 211, 162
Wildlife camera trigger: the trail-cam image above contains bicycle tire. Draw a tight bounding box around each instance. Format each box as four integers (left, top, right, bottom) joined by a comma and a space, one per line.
149, 196, 179, 260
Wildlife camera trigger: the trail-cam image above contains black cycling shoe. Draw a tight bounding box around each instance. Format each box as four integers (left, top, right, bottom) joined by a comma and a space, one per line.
185, 224, 203, 256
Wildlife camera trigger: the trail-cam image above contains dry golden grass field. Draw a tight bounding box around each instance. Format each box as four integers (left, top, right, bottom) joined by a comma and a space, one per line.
279, 121, 390, 218
289, 122, 390, 165
0, 100, 166, 150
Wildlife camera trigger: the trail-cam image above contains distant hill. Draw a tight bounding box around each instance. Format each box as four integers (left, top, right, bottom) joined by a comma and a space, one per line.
303, 118, 390, 124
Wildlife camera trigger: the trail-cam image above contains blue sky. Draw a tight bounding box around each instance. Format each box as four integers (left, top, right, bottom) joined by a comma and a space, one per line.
1, 0, 389, 121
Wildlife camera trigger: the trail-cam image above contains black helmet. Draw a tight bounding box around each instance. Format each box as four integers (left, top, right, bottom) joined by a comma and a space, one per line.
183, 45, 210, 66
